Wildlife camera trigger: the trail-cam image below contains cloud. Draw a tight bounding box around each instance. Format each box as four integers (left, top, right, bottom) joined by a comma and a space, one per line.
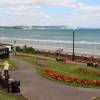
0, 0, 75, 7
0, 0, 18, 4
0, 0, 100, 27
74, 3, 100, 15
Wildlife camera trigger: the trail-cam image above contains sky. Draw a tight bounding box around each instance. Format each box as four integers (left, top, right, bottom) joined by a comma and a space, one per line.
0, 0, 100, 28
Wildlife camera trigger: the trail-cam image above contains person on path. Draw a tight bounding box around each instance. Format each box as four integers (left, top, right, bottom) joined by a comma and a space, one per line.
4, 61, 9, 77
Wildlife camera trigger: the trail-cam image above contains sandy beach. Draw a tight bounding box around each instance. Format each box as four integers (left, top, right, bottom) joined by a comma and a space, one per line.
0, 38, 100, 58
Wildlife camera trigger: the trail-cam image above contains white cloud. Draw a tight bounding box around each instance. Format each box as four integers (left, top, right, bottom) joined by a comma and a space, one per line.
0, 0, 75, 7
75, 3, 100, 15
1, 0, 100, 15
0, 0, 19, 4
0, 0, 100, 27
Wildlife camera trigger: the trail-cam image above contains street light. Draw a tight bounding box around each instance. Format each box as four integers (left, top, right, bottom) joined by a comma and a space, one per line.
72, 29, 76, 61
13, 40, 16, 56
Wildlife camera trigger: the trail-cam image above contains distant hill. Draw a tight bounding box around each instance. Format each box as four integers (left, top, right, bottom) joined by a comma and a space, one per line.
0, 26, 99, 30
0, 26, 69, 30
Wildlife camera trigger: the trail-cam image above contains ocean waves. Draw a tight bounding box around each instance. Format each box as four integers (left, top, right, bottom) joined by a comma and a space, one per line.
0, 37, 100, 45
0, 36, 100, 56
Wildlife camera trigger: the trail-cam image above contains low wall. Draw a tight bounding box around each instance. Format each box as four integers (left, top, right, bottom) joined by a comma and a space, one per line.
38, 51, 100, 63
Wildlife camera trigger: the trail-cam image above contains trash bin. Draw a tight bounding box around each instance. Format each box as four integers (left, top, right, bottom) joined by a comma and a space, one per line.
12, 81, 20, 93
8, 79, 14, 93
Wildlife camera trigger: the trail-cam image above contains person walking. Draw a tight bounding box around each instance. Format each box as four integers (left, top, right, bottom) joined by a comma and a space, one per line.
4, 61, 9, 77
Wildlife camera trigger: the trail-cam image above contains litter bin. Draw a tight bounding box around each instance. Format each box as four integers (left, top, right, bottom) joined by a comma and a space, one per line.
12, 81, 20, 93
8, 79, 14, 93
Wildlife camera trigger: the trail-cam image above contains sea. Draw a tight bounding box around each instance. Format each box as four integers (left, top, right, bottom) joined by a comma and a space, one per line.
0, 28, 100, 55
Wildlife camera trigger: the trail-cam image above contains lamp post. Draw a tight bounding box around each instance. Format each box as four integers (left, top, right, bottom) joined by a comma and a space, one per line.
72, 29, 75, 61
14, 40, 16, 56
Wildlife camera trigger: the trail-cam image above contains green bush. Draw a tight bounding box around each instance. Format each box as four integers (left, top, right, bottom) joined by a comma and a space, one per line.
16, 45, 35, 54
16, 46, 23, 52
16, 45, 43, 55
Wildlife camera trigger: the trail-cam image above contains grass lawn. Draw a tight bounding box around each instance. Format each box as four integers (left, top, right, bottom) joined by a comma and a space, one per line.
0, 90, 27, 100
16, 54, 100, 88
0, 59, 17, 70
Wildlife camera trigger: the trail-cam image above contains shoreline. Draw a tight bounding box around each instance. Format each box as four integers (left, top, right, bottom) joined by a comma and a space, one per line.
0, 38, 100, 58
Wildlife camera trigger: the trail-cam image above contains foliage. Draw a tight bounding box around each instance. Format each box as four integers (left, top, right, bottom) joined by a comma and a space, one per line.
16, 46, 23, 52
16, 45, 35, 54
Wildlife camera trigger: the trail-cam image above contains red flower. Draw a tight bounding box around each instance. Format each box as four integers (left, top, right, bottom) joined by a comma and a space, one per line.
44, 69, 100, 86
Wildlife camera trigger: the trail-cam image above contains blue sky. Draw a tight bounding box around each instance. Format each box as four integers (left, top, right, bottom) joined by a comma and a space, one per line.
77, 0, 100, 5
0, 0, 100, 28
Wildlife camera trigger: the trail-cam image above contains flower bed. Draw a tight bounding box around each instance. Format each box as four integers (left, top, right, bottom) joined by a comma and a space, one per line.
76, 68, 100, 77
36, 59, 48, 67
44, 69, 100, 86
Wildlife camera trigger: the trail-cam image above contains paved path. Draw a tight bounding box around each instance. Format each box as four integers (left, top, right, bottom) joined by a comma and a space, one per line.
11, 58, 100, 100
